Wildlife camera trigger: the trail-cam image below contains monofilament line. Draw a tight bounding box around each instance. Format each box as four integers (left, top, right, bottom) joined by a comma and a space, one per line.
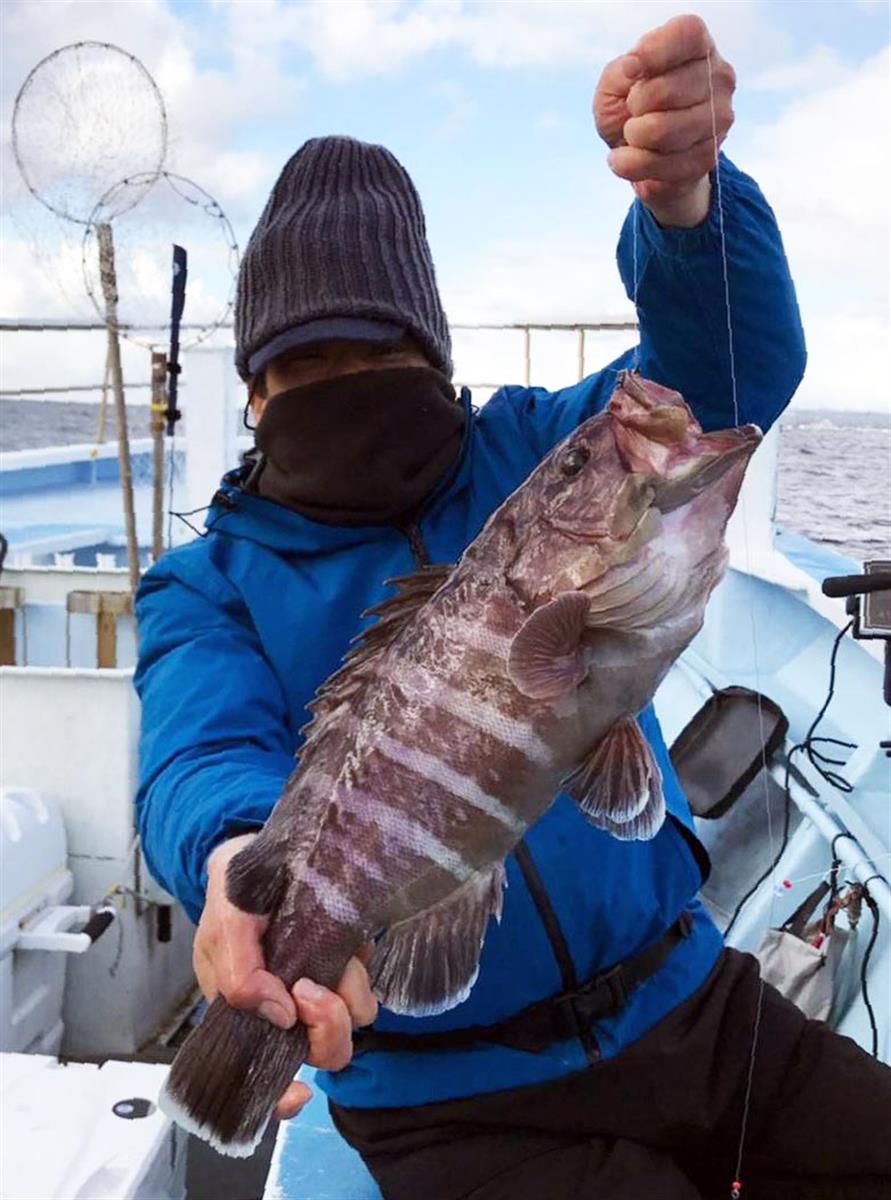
631, 199, 640, 371
707, 47, 740, 431
705, 46, 773, 1199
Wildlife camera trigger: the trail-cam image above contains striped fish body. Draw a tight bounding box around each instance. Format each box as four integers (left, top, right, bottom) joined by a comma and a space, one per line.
162, 372, 761, 1154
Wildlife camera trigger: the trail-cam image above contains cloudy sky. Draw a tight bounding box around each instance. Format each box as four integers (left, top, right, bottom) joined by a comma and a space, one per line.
1, 0, 889, 411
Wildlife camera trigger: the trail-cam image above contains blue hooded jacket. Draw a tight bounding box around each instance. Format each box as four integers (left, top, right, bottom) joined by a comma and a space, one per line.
134, 157, 805, 1109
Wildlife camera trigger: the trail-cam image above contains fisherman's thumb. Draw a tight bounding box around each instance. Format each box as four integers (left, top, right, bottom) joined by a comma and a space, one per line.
159, 993, 309, 1157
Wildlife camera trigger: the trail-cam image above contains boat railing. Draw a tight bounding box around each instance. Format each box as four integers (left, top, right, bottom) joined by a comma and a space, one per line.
0, 315, 639, 397
0, 561, 136, 670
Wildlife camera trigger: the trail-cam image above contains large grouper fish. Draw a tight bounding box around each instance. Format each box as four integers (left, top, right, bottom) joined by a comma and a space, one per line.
161, 371, 761, 1154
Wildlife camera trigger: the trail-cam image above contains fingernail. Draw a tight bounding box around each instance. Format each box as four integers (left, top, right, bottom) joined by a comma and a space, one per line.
624, 54, 643, 79
607, 150, 619, 170
258, 1001, 290, 1028
294, 977, 326, 1002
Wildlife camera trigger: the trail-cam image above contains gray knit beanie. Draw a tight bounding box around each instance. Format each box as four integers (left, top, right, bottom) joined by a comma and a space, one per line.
234, 136, 452, 381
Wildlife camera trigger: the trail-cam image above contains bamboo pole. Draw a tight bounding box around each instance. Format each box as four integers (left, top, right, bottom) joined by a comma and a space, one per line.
96, 340, 111, 444
150, 350, 167, 561
96, 223, 140, 597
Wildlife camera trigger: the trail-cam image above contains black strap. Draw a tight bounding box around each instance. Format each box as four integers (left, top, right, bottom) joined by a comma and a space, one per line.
353, 910, 694, 1057
513, 842, 598, 1065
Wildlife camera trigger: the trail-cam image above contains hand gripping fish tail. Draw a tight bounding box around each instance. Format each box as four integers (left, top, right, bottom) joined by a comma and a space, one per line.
159, 996, 309, 1156
160, 373, 761, 1156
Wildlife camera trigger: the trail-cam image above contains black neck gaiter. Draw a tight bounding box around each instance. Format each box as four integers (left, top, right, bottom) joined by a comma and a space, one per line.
249, 366, 465, 527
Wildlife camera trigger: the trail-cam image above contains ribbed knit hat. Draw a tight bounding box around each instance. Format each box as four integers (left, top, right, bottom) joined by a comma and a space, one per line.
234, 136, 452, 381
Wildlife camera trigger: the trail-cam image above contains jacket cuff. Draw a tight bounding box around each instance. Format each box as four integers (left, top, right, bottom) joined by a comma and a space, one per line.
632, 152, 737, 259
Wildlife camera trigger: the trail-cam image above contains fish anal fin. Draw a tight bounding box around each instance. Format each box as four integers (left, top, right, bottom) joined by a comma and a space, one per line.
507, 592, 590, 700
564, 717, 664, 838
370, 863, 506, 1017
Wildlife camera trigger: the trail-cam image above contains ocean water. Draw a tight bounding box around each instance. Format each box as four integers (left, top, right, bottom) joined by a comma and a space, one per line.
1, 400, 889, 566
774, 410, 890, 565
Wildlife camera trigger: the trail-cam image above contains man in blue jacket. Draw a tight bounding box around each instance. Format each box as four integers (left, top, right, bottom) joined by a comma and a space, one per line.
135, 14, 891, 1198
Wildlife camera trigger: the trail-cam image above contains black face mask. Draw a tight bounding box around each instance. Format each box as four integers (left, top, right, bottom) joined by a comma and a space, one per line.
248, 366, 465, 527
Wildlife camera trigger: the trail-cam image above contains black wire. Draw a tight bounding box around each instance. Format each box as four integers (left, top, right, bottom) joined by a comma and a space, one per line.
723, 621, 855, 941
858, 888, 881, 1059
831, 831, 857, 856
168, 500, 234, 541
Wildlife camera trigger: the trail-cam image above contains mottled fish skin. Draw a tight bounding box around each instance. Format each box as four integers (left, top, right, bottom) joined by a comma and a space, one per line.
161, 372, 761, 1154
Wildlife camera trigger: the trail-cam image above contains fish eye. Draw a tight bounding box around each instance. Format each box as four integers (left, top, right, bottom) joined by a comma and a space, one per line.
559, 446, 589, 477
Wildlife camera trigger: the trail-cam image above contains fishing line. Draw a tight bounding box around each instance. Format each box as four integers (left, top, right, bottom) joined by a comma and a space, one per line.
723, 620, 857, 940
631, 201, 640, 371
770, 853, 891, 893
705, 46, 776, 1198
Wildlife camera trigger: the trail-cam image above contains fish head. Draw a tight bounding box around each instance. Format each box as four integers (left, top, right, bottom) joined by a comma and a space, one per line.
502, 371, 761, 629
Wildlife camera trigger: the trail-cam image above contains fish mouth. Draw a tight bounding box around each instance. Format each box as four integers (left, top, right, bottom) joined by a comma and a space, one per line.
608, 373, 762, 514
652, 424, 762, 514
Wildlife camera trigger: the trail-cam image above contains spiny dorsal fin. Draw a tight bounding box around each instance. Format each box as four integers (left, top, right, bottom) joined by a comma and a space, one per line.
301, 563, 453, 742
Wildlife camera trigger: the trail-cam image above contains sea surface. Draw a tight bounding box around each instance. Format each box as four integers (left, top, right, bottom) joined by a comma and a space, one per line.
1, 400, 888, 566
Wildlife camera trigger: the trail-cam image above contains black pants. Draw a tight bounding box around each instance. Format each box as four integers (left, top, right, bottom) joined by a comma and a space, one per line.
332, 949, 891, 1199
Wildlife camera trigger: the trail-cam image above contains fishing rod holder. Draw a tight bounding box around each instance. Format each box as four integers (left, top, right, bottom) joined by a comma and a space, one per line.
822, 562, 891, 750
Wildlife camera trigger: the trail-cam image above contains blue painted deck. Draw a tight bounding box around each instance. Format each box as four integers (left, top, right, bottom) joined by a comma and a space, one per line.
263, 1070, 382, 1200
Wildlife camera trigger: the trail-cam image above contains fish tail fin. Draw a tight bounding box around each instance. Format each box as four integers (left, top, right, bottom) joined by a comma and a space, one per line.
159, 995, 309, 1157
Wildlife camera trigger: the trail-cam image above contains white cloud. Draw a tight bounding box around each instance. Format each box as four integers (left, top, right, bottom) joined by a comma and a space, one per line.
742, 47, 890, 313
738, 46, 891, 409
750, 45, 850, 92
443, 231, 630, 326
440, 44, 891, 412
3, 0, 888, 417
217, 0, 772, 82
792, 312, 891, 411
2, 0, 304, 227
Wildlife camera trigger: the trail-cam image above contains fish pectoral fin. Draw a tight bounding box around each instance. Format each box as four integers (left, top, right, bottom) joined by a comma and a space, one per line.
369, 863, 506, 1018
507, 592, 590, 699
563, 717, 665, 841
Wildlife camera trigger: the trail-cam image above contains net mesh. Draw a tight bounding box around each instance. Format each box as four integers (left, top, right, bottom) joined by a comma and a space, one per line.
11, 41, 167, 225
81, 173, 239, 350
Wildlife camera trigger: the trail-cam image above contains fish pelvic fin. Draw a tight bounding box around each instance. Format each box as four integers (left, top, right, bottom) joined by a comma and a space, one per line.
564, 717, 665, 840
160, 996, 309, 1157
370, 862, 506, 1018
